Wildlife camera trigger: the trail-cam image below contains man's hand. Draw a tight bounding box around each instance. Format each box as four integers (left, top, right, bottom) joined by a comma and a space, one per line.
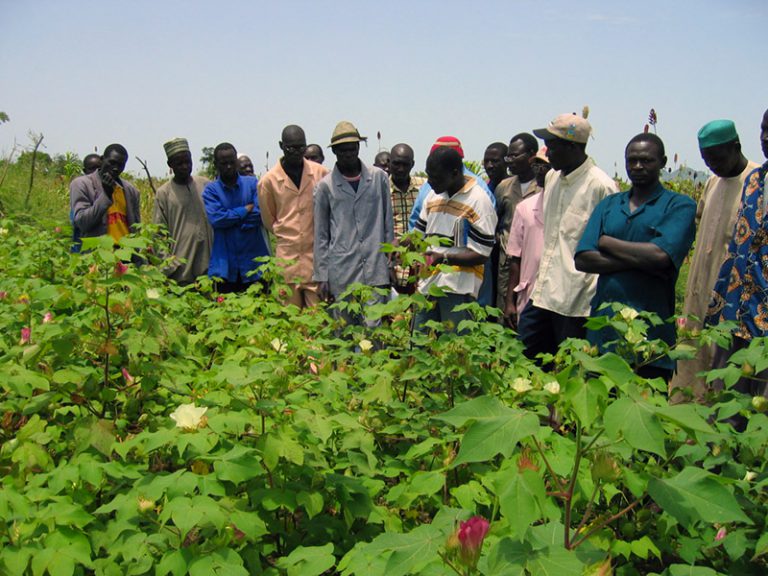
503, 300, 518, 329
100, 171, 116, 198
317, 281, 332, 303
245, 203, 255, 213
424, 250, 445, 267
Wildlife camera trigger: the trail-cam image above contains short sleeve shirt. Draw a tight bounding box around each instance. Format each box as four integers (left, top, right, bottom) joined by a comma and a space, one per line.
576, 184, 697, 368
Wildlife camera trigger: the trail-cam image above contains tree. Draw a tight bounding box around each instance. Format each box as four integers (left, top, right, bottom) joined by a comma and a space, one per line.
199, 147, 216, 179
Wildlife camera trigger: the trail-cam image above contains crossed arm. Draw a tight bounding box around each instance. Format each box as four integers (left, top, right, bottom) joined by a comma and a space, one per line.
575, 235, 673, 277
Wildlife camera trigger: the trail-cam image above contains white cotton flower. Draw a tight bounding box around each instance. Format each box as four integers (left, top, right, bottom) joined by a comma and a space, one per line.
170, 404, 208, 430
0, 228, 8, 236
625, 328, 643, 344
359, 339, 374, 352
619, 307, 639, 321
512, 377, 533, 393
743, 470, 757, 482
146, 288, 160, 300
544, 381, 561, 395
271, 338, 287, 353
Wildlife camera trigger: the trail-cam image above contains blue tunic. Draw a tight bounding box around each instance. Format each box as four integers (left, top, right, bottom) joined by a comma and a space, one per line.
576, 184, 696, 369
203, 175, 271, 283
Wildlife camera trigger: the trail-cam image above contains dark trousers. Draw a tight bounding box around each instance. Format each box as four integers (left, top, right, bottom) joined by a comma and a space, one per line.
517, 301, 586, 360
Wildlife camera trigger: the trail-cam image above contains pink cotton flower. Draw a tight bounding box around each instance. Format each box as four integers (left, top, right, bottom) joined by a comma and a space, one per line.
457, 516, 490, 568
0, 291, 7, 300
216, 295, 225, 304
115, 262, 128, 277
122, 367, 135, 385
715, 527, 727, 542
42, 312, 54, 324
676, 316, 687, 329
20, 327, 31, 345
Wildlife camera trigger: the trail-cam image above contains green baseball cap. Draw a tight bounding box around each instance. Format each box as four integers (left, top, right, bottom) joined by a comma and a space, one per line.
697, 120, 739, 149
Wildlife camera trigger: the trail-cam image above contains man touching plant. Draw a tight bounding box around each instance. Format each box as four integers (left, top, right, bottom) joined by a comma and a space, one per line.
575, 133, 696, 381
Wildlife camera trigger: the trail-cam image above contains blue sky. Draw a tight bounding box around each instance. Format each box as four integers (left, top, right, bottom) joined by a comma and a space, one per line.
1, 0, 765, 180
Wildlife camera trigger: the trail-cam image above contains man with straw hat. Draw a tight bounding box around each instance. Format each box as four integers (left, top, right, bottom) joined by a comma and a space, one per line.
153, 137, 213, 285
312, 121, 394, 324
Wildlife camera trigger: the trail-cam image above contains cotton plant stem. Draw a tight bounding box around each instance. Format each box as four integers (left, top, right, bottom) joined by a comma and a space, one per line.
564, 423, 583, 549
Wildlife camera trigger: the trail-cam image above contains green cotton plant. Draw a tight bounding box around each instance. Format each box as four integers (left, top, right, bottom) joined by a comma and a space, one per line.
0, 217, 766, 575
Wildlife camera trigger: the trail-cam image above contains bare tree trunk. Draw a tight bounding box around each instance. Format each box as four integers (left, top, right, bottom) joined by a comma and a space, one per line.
135, 157, 158, 196
23, 132, 44, 210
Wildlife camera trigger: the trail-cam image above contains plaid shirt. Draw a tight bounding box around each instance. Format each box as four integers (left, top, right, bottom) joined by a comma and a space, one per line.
390, 175, 425, 289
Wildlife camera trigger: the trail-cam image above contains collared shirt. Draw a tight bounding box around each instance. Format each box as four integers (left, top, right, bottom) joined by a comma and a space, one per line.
414, 176, 497, 298
258, 158, 329, 284
153, 175, 213, 284
506, 190, 544, 316
530, 157, 618, 317
390, 174, 425, 288
576, 185, 697, 369
312, 163, 394, 296
408, 167, 494, 231
494, 175, 537, 252
203, 174, 270, 282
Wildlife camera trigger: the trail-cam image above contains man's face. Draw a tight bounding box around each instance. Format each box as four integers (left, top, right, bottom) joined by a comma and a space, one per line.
216, 148, 239, 180
374, 151, 391, 174
483, 148, 506, 183
760, 110, 768, 160
100, 150, 127, 180
700, 141, 740, 178
531, 159, 551, 185
237, 156, 254, 176
280, 132, 307, 167
505, 140, 532, 176
332, 142, 360, 171
426, 158, 453, 194
168, 151, 193, 181
543, 137, 570, 172
304, 145, 324, 164
390, 149, 414, 182
625, 141, 665, 188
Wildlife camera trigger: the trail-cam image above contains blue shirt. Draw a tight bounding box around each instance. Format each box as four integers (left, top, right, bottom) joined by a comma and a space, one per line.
408, 167, 494, 231
203, 175, 270, 282
576, 184, 696, 369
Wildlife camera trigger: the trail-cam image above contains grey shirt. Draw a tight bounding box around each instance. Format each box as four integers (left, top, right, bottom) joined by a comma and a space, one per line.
312, 163, 394, 296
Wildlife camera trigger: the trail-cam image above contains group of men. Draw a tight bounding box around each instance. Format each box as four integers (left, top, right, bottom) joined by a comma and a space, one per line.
68, 108, 768, 398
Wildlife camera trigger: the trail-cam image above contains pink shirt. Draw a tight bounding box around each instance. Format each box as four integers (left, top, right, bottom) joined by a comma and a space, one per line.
505, 191, 544, 318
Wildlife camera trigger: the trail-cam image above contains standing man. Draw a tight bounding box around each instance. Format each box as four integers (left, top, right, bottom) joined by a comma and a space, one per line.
82, 153, 102, 175
313, 121, 394, 317
153, 138, 213, 285
412, 147, 497, 330
70, 143, 141, 244
304, 144, 325, 165
258, 125, 329, 307
519, 112, 618, 359
494, 133, 539, 309
575, 134, 696, 381
374, 150, 391, 174
704, 109, 768, 400
483, 142, 508, 193
203, 142, 270, 293
389, 143, 425, 294
503, 147, 550, 327
237, 155, 255, 176
671, 120, 760, 398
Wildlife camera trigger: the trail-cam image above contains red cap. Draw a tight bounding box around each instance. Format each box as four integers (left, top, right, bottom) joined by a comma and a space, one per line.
430, 136, 464, 158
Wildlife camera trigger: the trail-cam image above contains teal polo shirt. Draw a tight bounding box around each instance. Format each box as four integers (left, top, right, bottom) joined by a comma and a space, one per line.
576, 184, 696, 370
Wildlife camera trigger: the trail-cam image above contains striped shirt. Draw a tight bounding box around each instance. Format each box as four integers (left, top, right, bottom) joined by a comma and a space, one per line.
414, 176, 497, 298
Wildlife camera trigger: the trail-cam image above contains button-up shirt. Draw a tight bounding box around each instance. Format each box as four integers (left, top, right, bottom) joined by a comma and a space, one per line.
203, 175, 270, 282
576, 184, 696, 369
530, 157, 618, 317
258, 159, 329, 284
313, 164, 394, 296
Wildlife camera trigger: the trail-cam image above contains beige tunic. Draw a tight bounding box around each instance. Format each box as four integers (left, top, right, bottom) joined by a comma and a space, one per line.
153, 175, 213, 285
671, 161, 759, 398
